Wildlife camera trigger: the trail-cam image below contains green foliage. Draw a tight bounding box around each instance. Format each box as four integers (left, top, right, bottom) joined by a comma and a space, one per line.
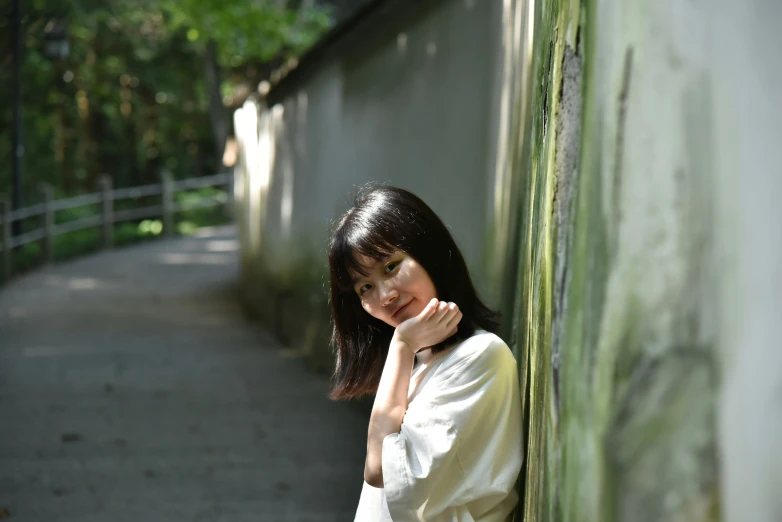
0, 0, 332, 203
164, 0, 332, 63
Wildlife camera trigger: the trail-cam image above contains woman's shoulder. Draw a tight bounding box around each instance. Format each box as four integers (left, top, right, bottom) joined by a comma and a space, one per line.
440, 330, 516, 375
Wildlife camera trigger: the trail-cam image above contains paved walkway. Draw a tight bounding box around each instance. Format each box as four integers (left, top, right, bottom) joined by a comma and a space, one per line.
0, 226, 368, 522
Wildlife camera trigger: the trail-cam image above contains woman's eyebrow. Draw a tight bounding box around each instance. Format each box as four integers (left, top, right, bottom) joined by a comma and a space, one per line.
349, 269, 370, 285
349, 252, 395, 282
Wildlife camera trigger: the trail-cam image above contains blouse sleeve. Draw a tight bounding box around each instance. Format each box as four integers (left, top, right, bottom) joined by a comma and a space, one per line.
353, 480, 394, 522
381, 336, 522, 522
382, 399, 463, 518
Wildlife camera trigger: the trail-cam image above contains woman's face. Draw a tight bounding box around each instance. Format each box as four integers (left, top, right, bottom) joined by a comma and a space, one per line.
352, 250, 437, 328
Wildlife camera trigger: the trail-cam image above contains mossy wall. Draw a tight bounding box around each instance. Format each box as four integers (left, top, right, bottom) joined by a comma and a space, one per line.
515, 0, 720, 518
515, 0, 782, 520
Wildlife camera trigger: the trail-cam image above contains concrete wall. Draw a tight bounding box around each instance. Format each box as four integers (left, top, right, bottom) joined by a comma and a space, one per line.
232, 0, 515, 371
515, 0, 782, 520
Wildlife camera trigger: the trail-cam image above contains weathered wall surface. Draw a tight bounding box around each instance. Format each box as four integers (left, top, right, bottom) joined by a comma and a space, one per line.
515, 0, 782, 521
232, 0, 515, 371
234, 0, 782, 519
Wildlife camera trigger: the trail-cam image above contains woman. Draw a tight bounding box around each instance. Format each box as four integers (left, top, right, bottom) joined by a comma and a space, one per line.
327, 184, 523, 522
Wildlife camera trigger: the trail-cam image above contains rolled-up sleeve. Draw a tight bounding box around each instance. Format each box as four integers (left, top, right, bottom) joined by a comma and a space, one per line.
381, 402, 464, 521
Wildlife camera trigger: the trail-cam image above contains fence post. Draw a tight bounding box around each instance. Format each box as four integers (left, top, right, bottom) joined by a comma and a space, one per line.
99, 175, 113, 248
161, 170, 174, 237
41, 184, 54, 264
224, 172, 235, 220
1, 196, 10, 282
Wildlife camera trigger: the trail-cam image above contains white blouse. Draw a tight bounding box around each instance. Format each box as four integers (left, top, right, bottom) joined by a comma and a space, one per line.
353, 330, 524, 522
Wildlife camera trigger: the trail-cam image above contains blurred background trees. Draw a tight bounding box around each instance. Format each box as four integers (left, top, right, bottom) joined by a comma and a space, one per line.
0, 0, 333, 202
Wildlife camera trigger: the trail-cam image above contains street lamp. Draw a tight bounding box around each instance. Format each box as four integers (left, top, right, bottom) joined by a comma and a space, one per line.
8, 7, 69, 237
42, 19, 69, 61
10, 0, 22, 236
42, 18, 70, 228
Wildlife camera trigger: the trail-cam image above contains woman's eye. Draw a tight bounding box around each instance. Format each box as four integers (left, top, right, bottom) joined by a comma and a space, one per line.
359, 284, 371, 295
385, 262, 398, 274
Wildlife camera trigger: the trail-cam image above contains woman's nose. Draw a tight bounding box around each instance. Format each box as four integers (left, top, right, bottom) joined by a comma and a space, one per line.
378, 281, 399, 306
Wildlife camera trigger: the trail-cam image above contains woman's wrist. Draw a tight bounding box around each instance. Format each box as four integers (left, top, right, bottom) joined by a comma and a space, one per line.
371, 335, 415, 414
391, 330, 420, 355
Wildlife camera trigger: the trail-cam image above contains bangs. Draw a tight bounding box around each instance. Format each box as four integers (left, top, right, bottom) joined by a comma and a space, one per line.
331, 222, 398, 294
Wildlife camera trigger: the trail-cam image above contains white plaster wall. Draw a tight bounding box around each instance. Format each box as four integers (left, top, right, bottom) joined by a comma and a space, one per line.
711, 1, 782, 521
252, 0, 507, 303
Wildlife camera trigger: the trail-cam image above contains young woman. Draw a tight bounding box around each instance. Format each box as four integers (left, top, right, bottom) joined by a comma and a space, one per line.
327, 184, 523, 522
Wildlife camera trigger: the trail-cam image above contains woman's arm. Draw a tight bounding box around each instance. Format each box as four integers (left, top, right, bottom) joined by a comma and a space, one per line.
364, 299, 461, 487
364, 333, 415, 487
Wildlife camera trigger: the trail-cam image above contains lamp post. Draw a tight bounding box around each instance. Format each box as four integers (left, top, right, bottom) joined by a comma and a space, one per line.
10, 0, 22, 236
9, 7, 69, 237
42, 18, 69, 198
43, 19, 70, 62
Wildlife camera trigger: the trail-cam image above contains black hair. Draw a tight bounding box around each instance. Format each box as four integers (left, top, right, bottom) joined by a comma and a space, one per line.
327, 183, 500, 400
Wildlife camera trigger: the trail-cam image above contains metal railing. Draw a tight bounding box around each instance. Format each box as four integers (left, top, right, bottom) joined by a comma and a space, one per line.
0, 172, 233, 281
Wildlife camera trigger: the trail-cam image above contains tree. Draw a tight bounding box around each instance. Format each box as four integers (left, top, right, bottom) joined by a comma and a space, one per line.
0, 0, 332, 198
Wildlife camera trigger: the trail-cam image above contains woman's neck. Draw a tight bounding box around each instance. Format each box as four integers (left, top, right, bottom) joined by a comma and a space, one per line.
415, 337, 460, 366
415, 347, 435, 365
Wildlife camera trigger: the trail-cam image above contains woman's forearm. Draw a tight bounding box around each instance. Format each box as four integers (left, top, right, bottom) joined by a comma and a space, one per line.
364, 334, 415, 487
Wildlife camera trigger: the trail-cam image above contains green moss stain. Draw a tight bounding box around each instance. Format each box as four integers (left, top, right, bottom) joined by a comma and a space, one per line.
511, 0, 582, 520
238, 235, 333, 374
516, 0, 719, 520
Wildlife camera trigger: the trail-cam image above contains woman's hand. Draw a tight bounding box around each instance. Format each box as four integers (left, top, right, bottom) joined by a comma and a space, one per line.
394, 298, 462, 353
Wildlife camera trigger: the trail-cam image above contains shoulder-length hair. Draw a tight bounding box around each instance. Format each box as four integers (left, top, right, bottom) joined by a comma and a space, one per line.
327, 184, 500, 400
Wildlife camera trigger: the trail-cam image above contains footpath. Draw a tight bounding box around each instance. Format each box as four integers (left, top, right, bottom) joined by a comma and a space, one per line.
0, 226, 367, 522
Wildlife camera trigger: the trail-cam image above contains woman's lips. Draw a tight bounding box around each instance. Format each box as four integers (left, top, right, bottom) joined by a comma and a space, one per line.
392, 300, 412, 319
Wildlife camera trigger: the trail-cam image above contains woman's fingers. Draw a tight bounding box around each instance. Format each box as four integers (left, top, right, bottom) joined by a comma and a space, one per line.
400, 299, 460, 349
422, 298, 439, 318
433, 301, 451, 322
445, 310, 463, 329
434, 301, 459, 324
441, 302, 456, 323
423, 300, 461, 331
